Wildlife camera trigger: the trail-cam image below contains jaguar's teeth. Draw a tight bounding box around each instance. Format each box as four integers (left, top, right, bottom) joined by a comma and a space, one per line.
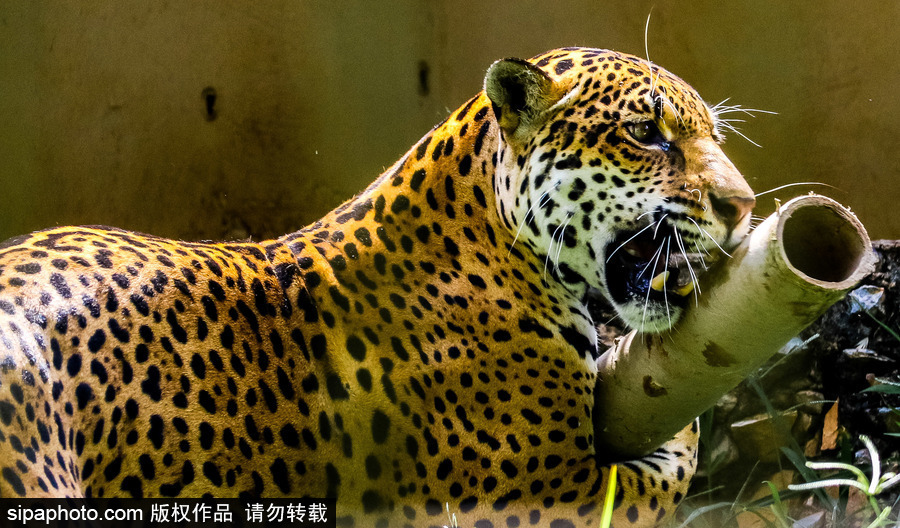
650, 271, 669, 292
624, 245, 641, 258
674, 281, 695, 297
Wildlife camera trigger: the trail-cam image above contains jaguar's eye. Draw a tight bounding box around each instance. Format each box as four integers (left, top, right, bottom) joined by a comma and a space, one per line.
627, 121, 663, 144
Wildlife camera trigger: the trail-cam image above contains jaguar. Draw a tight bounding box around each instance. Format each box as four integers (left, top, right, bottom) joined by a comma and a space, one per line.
0, 47, 754, 527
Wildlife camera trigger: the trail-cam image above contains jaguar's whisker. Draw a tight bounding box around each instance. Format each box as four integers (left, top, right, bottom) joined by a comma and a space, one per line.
508, 190, 551, 256
606, 221, 655, 263
553, 212, 575, 273
658, 94, 685, 128
652, 214, 669, 240
692, 240, 710, 270
643, 10, 654, 64
637, 240, 665, 281
716, 120, 763, 148
544, 217, 569, 279
712, 104, 777, 118
688, 217, 732, 259
640, 240, 666, 333
754, 182, 838, 198
663, 236, 672, 327
674, 227, 701, 307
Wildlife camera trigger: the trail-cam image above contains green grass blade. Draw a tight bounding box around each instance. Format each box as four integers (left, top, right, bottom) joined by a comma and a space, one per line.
862, 383, 900, 395
864, 310, 900, 343
599, 464, 617, 528
673, 501, 734, 528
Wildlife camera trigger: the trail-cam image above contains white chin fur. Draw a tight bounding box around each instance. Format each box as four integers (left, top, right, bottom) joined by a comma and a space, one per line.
614, 302, 684, 334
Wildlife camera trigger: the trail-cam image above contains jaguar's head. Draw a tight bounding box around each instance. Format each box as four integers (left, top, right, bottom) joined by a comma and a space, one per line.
485, 48, 755, 333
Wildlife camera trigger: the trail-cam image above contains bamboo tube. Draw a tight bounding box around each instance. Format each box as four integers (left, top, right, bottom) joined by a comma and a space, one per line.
593, 195, 876, 459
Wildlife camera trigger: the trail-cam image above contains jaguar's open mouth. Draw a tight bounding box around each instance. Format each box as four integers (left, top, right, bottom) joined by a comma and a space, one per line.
604, 223, 705, 312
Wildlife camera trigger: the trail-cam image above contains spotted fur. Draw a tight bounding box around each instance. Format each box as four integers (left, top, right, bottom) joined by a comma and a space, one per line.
0, 48, 755, 527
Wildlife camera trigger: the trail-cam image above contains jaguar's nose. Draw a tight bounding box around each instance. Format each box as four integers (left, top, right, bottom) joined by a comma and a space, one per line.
710, 193, 756, 231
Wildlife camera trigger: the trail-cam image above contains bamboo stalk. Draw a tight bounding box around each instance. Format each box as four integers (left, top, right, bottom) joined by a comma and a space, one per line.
593, 195, 876, 459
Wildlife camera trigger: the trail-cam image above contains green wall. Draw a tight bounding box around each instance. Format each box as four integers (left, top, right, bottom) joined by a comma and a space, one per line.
2, 1, 898, 242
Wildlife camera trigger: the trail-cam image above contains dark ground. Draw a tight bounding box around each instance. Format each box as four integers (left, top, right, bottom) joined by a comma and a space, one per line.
589, 240, 900, 524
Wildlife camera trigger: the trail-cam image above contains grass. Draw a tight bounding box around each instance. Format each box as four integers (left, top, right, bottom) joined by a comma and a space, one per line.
673, 414, 900, 527
789, 435, 900, 527
862, 380, 900, 439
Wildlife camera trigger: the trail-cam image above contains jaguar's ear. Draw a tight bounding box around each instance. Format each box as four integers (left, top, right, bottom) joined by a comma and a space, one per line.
484, 58, 565, 137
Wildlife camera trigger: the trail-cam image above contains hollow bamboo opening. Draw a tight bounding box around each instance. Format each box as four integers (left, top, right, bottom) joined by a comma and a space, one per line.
780, 202, 868, 284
